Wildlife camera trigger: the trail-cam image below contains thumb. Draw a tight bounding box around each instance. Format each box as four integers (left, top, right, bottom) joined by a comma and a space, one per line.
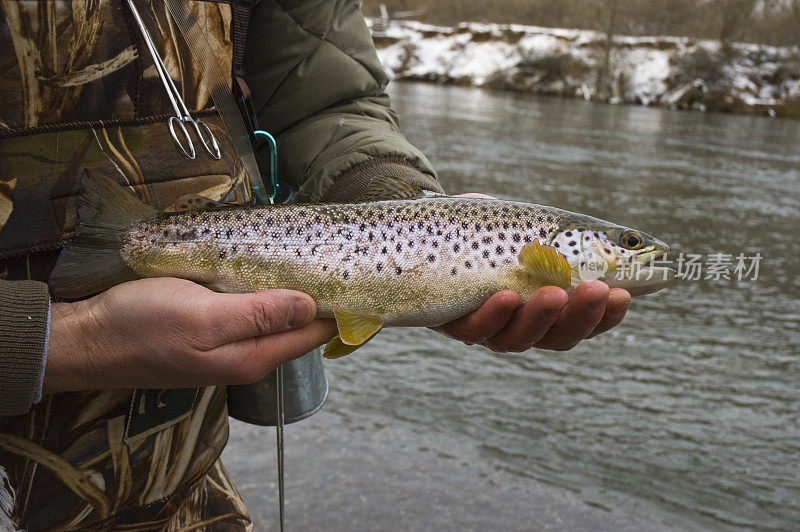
202, 289, 318, 347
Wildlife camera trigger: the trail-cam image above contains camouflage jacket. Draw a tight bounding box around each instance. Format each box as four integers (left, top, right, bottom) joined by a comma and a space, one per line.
0, 0, 440, 529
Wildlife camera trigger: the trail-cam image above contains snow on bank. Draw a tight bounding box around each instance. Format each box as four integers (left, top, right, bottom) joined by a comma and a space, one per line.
369, 20, 800, 116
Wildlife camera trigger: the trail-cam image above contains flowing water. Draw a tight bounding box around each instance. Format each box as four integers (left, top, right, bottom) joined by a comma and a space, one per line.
322, 82, 800, 530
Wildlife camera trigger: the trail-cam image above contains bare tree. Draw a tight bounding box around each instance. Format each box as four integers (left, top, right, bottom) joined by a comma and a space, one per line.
595, 0, 618, 102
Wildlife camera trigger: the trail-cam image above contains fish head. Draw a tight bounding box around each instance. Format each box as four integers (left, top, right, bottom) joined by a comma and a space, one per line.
548, 218, 674, 296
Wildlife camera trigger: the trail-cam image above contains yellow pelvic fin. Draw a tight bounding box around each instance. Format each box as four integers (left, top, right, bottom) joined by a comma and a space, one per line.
324, 335, 368, 359
333, 308, 384, 345
518, 241, 572, 289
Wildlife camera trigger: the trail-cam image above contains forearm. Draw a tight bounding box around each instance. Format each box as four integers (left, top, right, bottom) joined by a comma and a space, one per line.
244, 0, 442, 202
0, 280, 50, 415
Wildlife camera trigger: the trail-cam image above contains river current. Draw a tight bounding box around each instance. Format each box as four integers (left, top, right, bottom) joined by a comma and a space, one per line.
321, 82, 800, 530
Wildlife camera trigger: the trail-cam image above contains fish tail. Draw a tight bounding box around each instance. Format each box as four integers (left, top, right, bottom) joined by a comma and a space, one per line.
49, 171, 157, 298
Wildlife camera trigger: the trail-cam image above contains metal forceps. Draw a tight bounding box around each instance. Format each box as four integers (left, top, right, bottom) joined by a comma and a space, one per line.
126, 0, 221, 160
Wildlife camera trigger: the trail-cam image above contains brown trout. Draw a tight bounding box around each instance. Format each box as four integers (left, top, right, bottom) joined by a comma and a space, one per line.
50, 175, 674, 358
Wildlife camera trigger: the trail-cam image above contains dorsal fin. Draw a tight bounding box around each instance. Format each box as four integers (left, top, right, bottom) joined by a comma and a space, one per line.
169, 194, 225, 212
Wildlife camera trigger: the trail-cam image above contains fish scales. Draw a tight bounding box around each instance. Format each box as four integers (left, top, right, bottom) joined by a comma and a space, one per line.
122, 198, 565, 326
50, 175, 673, 357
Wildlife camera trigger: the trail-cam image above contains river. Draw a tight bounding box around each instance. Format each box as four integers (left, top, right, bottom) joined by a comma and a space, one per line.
227, 82, 800, 530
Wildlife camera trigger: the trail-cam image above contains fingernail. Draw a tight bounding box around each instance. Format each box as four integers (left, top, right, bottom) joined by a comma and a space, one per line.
288, 298, 312, 327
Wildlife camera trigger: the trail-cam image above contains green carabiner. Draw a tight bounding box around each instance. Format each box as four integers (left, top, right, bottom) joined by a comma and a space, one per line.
254, 129, 279, 204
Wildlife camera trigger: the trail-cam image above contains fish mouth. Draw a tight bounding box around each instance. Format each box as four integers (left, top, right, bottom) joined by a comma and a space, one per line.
604, 246, 676, 296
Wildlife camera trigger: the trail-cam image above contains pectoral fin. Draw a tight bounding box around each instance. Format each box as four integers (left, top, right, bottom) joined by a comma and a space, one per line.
518, 241, 572, 289
333, 308, 384, 346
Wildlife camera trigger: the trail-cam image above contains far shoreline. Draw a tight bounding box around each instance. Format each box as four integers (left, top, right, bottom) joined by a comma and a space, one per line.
370, 19, 800, 119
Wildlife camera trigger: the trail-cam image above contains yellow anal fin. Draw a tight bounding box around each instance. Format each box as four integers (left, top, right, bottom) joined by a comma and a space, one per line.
324, 335, 367, 359
333, 308, 384, 345
518, 241, 572, 289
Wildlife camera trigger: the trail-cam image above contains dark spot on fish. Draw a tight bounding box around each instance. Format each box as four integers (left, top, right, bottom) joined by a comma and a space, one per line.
483, 250, 490, 258
163, 229, 170, 237
231, 245, 238, 253
396, 266, 402, 275
296, 249, 302, 257
496, 246, 504, 255
513, 233, 521, 242
343, 271, 349, 279
573, 250, 579, 255
382, 247, 387, 254
526, 221, 533, 229
569, 241, 576, 246
465, 261, 472, 269
428, 254, 436, 262
236, 214, 243, 221
554, 242, 560, 248
376, 263, 383, 272
225, 229, 233, 238
594, 232, 600, 238
454, 244, 461, 252
202, 228, 210, 235
490, 261, 496, 268
499, 233, 506, 240
510, 246, 517, 254
396, 243, 402, 252
219, 250, 227, 259
482, 236, 492, 244
503, 222, 509, 229
565, 231, 572, 237
451, 267, 457, 275
471, 242, 479, 250
524, 236, 532, 243
323, 265, 328, 271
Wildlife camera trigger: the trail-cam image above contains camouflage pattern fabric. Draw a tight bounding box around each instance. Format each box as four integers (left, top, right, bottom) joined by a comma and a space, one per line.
0, 387, 253, 530
0, 0, 253, 529
0, 0, 232, 130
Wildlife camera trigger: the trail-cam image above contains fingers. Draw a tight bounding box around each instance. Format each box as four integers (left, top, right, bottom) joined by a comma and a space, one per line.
431, 291, 520, 343
484, 286, 569, 352
196, 289, 319, 348
533, 281, 609, 351
204, 319, 338, 384
587, 288, 630, 338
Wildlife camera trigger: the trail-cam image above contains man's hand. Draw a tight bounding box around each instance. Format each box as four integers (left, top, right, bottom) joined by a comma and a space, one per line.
432, 281, 631, 352
44, 278, 337, 394
434, 193, 631, 352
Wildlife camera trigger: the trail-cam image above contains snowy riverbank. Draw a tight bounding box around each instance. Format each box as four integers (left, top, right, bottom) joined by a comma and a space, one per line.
369, 19, 800, 117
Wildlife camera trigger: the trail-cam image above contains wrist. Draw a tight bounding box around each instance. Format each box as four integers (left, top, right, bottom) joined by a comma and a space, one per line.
43, 299, 113, 394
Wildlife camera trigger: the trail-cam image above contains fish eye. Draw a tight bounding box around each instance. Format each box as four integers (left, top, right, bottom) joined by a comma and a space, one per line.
621, 231, 643, 249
